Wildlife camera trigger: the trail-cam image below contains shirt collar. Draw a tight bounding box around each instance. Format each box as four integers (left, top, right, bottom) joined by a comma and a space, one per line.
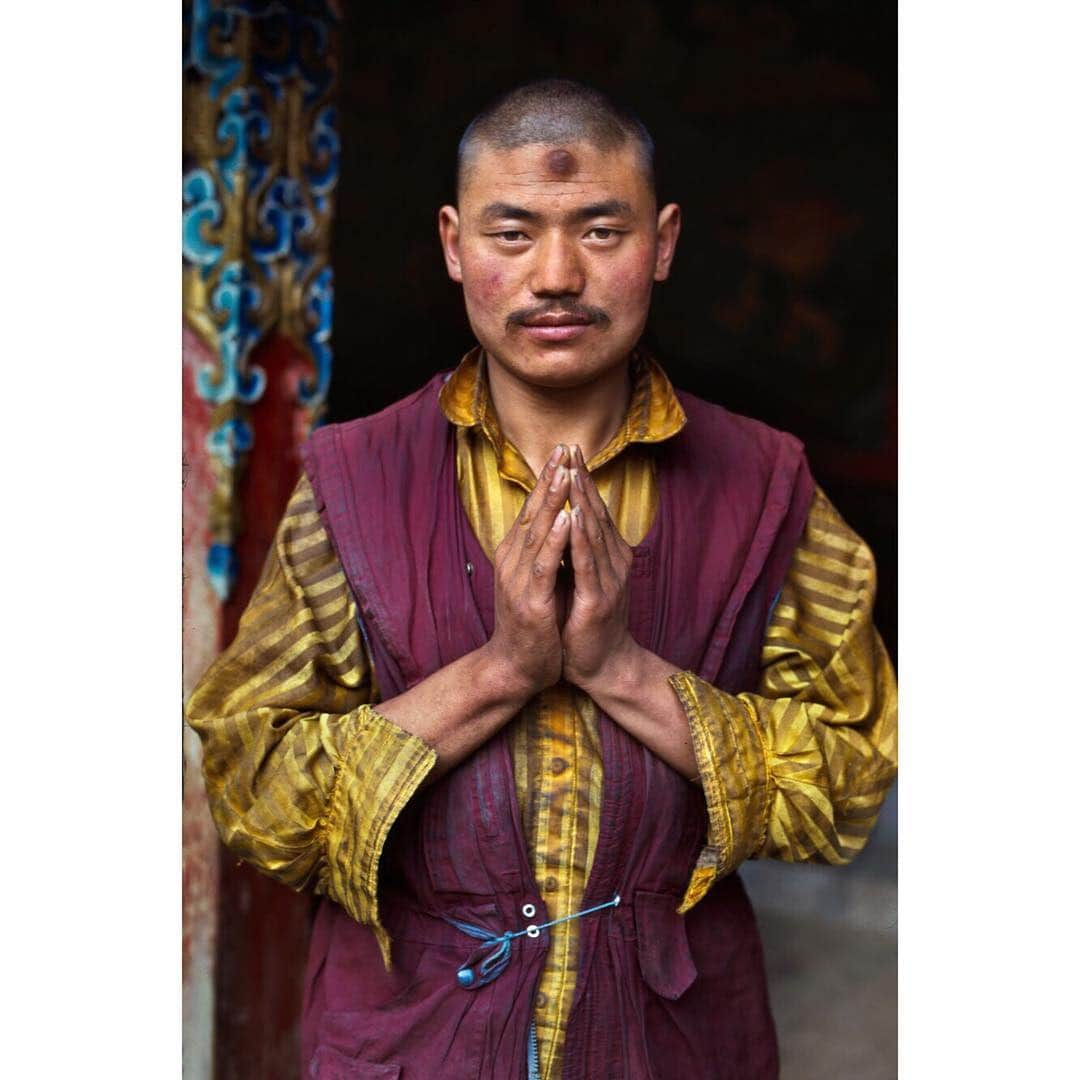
438, 345, 687, 482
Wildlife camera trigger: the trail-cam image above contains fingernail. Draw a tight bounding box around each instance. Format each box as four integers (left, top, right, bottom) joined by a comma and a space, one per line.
555, 509, 569, 529
548, 444, 565, 468
574, 445, 584, 465
571, 505, 583, 526
550, 465, 567, 491
570, 468, 582, 489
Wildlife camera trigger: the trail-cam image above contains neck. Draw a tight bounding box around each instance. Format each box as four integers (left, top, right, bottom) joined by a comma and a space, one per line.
484, 354, 633, 477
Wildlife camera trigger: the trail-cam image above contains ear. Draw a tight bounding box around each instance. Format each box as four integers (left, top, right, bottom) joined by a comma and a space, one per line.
438, 205, 463, 283
653, 203, 682, 282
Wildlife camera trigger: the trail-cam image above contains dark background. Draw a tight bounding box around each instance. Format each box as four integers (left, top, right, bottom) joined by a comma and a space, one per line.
328, 0, 896, 660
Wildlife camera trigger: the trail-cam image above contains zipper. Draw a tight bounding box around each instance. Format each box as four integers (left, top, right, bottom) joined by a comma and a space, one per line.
527, 1018, 540, 1080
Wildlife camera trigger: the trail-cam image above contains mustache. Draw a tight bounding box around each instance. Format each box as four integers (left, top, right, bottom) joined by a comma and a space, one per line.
505, 301, 611, 330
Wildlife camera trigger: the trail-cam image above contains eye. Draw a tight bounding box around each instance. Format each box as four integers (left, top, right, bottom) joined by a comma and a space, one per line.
586, 227, 620, 241
494, 230, 528, 242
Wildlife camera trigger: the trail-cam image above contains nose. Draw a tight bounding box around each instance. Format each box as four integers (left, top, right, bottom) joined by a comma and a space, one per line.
528, 232, 585, 298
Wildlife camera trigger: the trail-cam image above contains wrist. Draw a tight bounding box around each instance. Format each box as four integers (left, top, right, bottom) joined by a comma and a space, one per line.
475, 640, 543, 706
576, 637, 646, 707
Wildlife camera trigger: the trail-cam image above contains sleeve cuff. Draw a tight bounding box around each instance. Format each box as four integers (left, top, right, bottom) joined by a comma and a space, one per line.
322, 705, 437, 968
667, 672, 772, 914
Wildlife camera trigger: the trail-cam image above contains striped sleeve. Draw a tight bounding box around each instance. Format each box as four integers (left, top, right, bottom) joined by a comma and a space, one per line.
669, 486, 898, 914
185, 474, 437, 966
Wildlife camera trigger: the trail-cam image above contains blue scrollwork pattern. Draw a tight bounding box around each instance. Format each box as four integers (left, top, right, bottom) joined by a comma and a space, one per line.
207, 416, 256, 468
217, 86, 271, 194
207, 542, 240, 601
242, 1, 334, 106
300, 266, 333, 416
252, 177, 315, 269
198, 262, 268, 405
182, 168, 224, 270
183, 0, 339, 600
306, 104, 339, 212
184, 0, 242, 101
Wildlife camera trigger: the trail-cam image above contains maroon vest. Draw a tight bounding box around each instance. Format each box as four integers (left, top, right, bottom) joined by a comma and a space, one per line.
299, 370, 814, 1080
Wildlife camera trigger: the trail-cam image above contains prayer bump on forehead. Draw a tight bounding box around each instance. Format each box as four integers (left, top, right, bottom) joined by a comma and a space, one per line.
544, 148, 578, 178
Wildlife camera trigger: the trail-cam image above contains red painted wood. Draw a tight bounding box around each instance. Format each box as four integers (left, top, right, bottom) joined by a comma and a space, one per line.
213, 328, 320, 1080
183, 322, 225, 1078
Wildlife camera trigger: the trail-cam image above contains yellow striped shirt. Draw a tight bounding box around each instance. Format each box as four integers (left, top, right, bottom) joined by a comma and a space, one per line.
186, 348, 897, 1080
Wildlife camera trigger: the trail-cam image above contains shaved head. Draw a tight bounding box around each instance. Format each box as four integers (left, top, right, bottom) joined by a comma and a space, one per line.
456, 78, 655, 201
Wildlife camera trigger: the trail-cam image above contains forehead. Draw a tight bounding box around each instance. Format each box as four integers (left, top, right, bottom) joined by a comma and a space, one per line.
459, 141, 648, 210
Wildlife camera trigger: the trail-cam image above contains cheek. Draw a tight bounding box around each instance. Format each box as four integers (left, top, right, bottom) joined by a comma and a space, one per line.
608, 252, 655, 304
481, 270, 505, 305
463, 255, 509, 311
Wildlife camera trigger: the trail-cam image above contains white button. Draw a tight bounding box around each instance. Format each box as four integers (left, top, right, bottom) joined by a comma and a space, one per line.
526, 925, 541, 939
522, 903, 536, 918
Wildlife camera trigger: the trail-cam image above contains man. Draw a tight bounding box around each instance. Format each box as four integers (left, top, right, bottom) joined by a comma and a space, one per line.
187, 79, 897, 1079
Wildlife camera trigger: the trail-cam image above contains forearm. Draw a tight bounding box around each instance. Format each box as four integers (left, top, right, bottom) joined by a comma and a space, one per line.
579, 640, 697, 782
376, 641, 539, 782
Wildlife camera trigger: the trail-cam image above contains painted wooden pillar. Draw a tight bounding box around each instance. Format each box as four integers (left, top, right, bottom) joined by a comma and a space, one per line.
182, 3, 340, 1077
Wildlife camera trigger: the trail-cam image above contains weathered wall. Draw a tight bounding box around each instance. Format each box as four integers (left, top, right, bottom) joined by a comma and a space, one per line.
183, 323, 223, 1080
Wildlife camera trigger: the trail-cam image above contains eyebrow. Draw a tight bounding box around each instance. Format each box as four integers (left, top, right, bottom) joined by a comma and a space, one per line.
478, 199, 633, 224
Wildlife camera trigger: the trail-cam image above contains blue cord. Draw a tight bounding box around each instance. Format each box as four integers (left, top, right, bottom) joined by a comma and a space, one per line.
443, 894, 621, 991
444, 897, 620, 1079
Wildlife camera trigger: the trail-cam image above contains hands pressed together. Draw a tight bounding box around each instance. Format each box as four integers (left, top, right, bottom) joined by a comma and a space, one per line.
487, 443, 641, 699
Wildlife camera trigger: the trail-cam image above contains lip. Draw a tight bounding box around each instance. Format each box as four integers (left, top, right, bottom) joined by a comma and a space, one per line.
520, 321, 591, 342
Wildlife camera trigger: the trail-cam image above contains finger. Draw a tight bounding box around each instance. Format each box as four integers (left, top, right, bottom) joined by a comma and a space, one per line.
573, 445, 614, 532
519, 463, 571, 561
536, 442, 569, 492
572, 445, 630, 570
518, 445, 568, 537
527, 508, 571, 601
498, 444, 567, 566
569, 503, 602, 599
570, 446, 617, 551
569, 461, 617, 590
